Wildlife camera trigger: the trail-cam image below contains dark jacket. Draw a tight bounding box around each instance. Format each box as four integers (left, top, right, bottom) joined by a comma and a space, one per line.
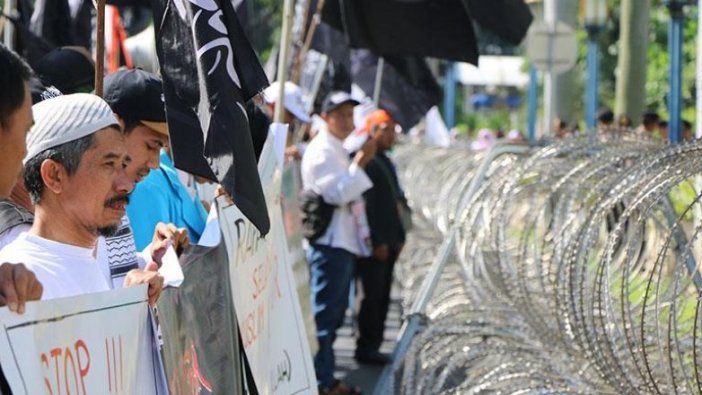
363, 152, 406, 248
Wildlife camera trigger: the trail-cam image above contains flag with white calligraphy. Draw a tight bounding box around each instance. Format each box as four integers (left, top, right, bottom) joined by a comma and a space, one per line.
151, 0, 271, 235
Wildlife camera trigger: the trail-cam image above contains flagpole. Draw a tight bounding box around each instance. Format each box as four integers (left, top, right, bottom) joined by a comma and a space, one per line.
275, 0, 295, 123
2, 0, 16, 49
373, 57, 385, 106
291, 0, 326, 84
95, 0, 106, 97
289, 0, 312, 84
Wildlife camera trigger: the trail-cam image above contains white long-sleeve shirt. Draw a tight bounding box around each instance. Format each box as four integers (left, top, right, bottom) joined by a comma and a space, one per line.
301, 130, 373, 255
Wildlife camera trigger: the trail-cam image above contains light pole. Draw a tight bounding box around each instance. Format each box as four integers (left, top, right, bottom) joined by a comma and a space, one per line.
584, 0, 607, 134
443, 62, 456, 129
665, 0, 688, 143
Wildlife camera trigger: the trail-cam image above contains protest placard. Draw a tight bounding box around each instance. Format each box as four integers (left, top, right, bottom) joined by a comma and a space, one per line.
157, 241, 244, 394
0, 285, 165, 395
219, 124, 318, 395
281, 161, 317, 353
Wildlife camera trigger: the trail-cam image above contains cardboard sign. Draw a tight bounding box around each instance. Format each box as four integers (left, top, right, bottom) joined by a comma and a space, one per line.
157, 241, 243, 394
219, 124, 318, 395
0, 285, 166, 395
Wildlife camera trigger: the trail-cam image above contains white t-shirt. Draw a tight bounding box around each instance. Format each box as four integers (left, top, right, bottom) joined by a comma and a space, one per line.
0, 233, 111, 300
0, 223, 30, 252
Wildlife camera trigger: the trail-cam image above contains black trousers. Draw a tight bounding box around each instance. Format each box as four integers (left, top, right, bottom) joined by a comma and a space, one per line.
355, 248, 398, 352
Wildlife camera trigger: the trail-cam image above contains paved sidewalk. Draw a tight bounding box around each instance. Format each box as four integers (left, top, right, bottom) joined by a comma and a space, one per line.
333, 296, 402, 394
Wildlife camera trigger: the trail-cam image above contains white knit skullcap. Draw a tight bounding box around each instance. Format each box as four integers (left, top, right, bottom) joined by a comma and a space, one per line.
24, 93, 120, 164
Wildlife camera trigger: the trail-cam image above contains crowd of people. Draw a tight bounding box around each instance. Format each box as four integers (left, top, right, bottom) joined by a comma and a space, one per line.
553, 107, 695, 141
0, 40, 411, 395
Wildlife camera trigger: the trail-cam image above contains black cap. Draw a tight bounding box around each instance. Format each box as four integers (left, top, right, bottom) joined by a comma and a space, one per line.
103, 69, 167, 132
321, 91, 359, 113
34, 47, 94, 94
29, 76, 62, 104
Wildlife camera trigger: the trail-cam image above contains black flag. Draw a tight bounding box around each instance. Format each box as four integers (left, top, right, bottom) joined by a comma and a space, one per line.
151, 0, 270, 235
351, 50, 441, 131
311, 19, 441, 130
324, 0, 479, 64
463, 0, 533, 46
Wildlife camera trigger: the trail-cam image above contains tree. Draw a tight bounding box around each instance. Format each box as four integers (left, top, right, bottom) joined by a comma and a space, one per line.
615, 0, 650, 124
553, 0, 580, 124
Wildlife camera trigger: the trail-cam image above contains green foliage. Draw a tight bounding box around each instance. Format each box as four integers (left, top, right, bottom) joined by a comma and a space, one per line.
562, 1, 698, 127
246, 0, 283, 62
592, 1, 698, 123
644, 3, 698, 120
457, 110, 513, 137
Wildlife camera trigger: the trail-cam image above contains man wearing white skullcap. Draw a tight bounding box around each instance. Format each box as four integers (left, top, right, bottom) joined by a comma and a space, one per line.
0, 93, 164, 304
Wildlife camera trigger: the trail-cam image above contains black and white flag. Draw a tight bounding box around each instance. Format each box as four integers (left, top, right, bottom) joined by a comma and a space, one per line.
151, 0, 270, 235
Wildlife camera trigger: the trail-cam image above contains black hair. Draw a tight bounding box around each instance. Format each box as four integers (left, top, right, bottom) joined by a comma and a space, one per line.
642, 111, 660, 126
121, 120, 141, 135
0, 44, 33, 128
597, 108, 614, 124
24, 134, 96, 204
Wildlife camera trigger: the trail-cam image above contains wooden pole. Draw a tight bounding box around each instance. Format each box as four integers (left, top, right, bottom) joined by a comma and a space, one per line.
274, 0, 295, 124
291, 0, 325, 84
2, 0, 16, 49
95, 0, 106, 97
373, 57, 385, 106
289, 0, 311, 84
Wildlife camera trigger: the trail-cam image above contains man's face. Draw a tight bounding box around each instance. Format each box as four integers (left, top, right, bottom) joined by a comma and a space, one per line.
373, 121, 397, 151
123, 124, 168, 183
323, 103, 355, 140
57, 127, 133, 237
0, 83, 32, 197
683, 128, 693, 141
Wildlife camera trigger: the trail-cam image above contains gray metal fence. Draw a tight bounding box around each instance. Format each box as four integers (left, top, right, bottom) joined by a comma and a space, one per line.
377, 133, 702, 394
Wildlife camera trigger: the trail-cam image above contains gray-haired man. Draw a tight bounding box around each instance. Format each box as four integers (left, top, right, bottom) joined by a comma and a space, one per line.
0, 93, 163, 304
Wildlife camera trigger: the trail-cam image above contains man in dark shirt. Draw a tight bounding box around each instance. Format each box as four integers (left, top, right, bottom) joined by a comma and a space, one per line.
355, 110, 406, 364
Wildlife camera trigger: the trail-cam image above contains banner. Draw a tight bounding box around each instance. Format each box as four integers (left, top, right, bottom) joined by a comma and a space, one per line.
0, 285, 165, 395
219, 125, 318, 395
157, 241, 243, 394
151, 0, 271, 235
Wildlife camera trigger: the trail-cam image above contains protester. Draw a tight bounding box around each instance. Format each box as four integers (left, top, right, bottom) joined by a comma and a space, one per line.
507, 129, 525, 142
34, 46, 95, 94
0, 77, 61, 252
617, 114, 633, 129
103, 68, 190, 284
354, 110, 406, 365
126, 150, 208, 250
0, 93, 163, 304
636, 111, 659, 136
263, 81, 313, 160
597, 107, 615, 130
658, 120, 669, 140
553, 118, 569, 138
471, 128, 495, 151
682, 120, 694, 142
0, 43, 43, 312
301, 91, 376, 394
264, 81, 312, 125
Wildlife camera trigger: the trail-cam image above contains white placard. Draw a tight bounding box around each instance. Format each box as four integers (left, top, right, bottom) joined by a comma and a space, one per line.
0, 285, 166, 395
218, 125, 318, 395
